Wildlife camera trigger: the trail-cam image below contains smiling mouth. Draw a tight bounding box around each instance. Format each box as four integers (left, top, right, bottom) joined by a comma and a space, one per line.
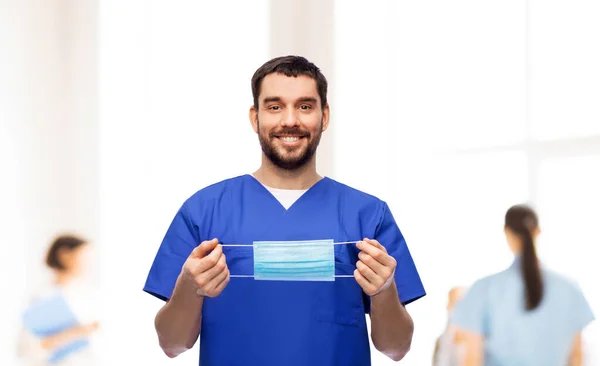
275, 135, 306, 146
279, 136, 301, 142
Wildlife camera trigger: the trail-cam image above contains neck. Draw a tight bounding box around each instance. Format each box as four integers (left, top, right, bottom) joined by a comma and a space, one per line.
253, 155, 321, 189
514, 240, 537, 255
54, 270, 76, 286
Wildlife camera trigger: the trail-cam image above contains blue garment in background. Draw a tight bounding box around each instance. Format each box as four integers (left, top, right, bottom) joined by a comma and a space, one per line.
451, 258, 595, 366
144, 174, 425, 366
22, 291, 89, 364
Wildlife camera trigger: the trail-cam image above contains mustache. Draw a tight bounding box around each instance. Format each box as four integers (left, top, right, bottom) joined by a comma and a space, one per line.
269, 128, 310, 138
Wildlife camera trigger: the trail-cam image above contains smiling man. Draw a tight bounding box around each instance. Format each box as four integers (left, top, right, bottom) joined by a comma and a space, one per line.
143, 55, 426, 366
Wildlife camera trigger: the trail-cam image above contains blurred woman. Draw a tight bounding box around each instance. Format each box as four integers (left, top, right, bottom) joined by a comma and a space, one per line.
16, 234, 100, 366
450, 204, 595, 366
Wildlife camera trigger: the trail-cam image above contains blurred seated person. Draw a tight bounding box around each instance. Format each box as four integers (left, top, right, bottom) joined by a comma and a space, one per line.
433, 286, 466, 366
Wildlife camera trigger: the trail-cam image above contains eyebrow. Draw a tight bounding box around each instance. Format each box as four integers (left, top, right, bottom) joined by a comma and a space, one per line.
296, 97, 318, 104
262, 96, 282, 105
262, 96, 319, 105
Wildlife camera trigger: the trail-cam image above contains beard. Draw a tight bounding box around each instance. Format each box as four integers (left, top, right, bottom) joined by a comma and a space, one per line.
257, 118, 322, 171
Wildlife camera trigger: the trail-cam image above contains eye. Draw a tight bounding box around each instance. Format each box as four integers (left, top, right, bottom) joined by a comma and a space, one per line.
269, 105, 281, 111
299, 105, 312, 110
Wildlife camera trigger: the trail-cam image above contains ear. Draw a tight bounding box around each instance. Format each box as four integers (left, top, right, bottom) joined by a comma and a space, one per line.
249, 105, 259, 134
321, 104, 330, 132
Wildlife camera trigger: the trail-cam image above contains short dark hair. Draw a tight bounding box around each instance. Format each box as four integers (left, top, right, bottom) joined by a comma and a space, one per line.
45, 234, 87, 271
251, 55, 328, 109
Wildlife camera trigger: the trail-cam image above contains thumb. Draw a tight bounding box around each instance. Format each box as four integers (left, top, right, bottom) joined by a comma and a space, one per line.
190, 238, 219, 258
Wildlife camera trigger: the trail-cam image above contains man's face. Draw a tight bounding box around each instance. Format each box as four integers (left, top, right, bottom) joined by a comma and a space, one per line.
250, 73, 329, 170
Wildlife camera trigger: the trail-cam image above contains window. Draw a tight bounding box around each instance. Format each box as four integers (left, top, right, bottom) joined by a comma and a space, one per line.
529, 0, 600, 141
390, 0, 527, 152
334, 1, 599, 364
536, 155, 600, 359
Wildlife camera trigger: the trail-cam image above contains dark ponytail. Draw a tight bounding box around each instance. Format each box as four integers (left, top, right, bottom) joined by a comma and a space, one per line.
505, 204, 543, 311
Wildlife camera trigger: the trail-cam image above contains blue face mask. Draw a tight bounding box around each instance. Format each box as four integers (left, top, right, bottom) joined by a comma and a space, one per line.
253, 239, 335, 281
225, 240, 356, 281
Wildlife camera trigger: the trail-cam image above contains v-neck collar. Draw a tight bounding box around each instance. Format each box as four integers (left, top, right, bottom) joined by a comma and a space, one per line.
245, 174, 330, 212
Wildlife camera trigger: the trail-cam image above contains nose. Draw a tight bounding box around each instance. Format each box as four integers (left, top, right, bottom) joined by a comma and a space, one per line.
280, 108, 299, 127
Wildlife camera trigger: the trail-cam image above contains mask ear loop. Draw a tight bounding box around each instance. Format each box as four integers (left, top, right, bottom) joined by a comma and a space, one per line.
222, 241, 360, 278
221, 241, 359, 247
333, 241, 359, 277
332, 240, 358, 277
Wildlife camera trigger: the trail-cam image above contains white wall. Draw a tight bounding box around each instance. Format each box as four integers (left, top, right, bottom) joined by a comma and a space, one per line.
0, 0, 98, 363
0, 2, 68, 363
63, 0, 100, 244
270, 0, 335, 176
0, 3, 29, 358
97, 1, 269, 364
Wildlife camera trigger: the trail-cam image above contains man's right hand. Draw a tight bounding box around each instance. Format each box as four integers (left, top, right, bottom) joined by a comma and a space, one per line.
181, 238, 230, 298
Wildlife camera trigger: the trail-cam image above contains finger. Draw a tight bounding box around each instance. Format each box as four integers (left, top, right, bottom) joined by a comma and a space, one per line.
356, 259, 384, 288
354, 269, 377, 296
363, 238, 387, 252
194, 244, 223, 274
190, 238, 219, 258
356, 240, 395, 267
205, 243, 223, 262
194, 253, 227, 286
358, 251, 386, 275
209, 267, 230, 294
208, 272, 230, 297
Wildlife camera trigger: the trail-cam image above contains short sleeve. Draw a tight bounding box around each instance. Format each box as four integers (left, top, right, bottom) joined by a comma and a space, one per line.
143, 202, 200, 301
450, 279, 489, 336
568, 283, 595, 335
368, 202, 426, 309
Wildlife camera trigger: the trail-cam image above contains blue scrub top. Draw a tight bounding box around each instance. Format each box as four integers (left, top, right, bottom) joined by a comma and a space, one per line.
451, 258, 595, 366
144, 174, 426, 366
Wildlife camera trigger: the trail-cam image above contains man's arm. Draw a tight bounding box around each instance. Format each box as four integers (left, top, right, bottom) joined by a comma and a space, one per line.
154, 274, 204, 358
354, 239, 414, 361
154, 239, 229, 358
369, 282, 414, 361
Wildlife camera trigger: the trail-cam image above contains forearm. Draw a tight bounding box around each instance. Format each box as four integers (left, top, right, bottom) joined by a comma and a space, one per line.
463, 354, 483, 366
155, 273, 204, 358
40, 326, 87, 350
370, 283, 414, 361
569, 333, 583, 366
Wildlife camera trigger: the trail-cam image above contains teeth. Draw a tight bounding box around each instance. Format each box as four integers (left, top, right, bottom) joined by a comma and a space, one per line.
281, 136, 299, 142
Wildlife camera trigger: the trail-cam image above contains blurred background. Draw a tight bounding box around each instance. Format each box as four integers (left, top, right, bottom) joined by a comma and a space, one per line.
1, 0, 598, 365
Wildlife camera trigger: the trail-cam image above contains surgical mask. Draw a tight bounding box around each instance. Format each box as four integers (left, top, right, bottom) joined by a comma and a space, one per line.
225, 240, 356, 281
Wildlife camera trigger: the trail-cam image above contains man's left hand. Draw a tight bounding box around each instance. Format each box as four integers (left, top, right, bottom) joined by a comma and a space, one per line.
354, 238, 397, 296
